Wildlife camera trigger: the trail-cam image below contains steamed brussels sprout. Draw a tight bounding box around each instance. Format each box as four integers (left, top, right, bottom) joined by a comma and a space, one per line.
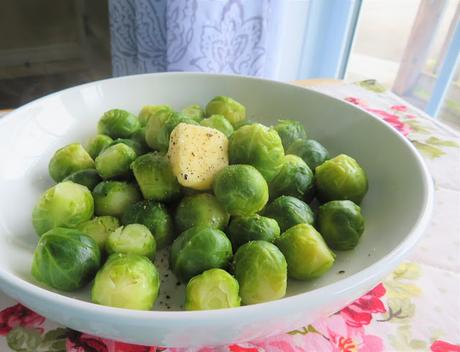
273, 119, 307, 150
105, 137, 145, 156
315, 154, 368, 204
229, 123, 284, 182
170, 226, 232, 282
49, 143, 95, 182
200, 114, 234, 137
182, 104, 205, 122
138, 104, 173, 126
205, 96, 246, 126
106, 224, 156, 259
233, 119, 254, 130
227, 214, 280, 249
122, 200, 174, 249
63, 169, 102, 191
233, 241, 287, 305
86, 134, 113, 159
276, 223, 335, 280
91, 253, 160, 310
185, 268, 241, 310
95, 143, 137, 179
264, 195, 314, 232
31, 227, 101, 291
213, 165, 268, 216
97, 109, 140, 138
92, 181, 141, 218
287, 139, 329, 171
269, 155, 314, 201
131, 152, 181, 202
174, 193, 229, 233
78, 216, 120, 249
32, 181, 94, 236
318, 200, 364, 250
129, 127, 149, 154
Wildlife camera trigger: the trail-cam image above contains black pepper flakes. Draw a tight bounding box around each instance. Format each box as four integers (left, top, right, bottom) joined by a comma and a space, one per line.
338, 270, 345, 274
166, 295, 171, 299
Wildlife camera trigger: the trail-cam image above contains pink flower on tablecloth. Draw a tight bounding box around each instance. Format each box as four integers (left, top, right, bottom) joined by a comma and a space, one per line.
228, 344, 260, 352
390, 105, 408, 112
0, 303, 45, 335
405, 113, 417, 119
345, 97, 367, 107
112, 341, 159, 351
340, 283, 386, 328
431, 340, 460, 352
66, 332, 109, 352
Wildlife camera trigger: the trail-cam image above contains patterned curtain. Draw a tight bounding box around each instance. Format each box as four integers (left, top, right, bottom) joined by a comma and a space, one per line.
109, 0, 275, 77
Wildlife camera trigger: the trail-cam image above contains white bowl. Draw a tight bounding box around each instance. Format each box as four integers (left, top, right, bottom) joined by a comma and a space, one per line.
0, 73, 433, 347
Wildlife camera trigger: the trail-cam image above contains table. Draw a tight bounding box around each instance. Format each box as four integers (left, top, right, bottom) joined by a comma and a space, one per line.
0, 79, 459, 352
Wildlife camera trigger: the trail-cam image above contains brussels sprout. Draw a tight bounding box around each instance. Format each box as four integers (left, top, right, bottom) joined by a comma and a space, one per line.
78, 216, 120, 249
315, 154, 368, 204
31, 227, 101, 291
170, 226, 232, 282
138, 105, 173, 126
276, 223, 335, 280
318, 200, 364, 250
233, 119, 255, 130
92, 181, 141, 218
145, 111, 198, 152
233, 241, 287, 304
273, 119, 307, 150
32, 181, 94, 236
269, 155, 314, 201
182, 104, 205, 122
129, 127, 149, 154
49, 143, 95, 182
91, 253, 160, 310
97, 109, 140, 138
185, 268, 241, 310
95, 143, 137, 179
213, 165, 268, 216
131, 152, 181, 202
63, 169, 102, 191
227, 214, 280, 249
174, 193, 229, 233
86, 134, 113, 159
264, 196, 314, 232
200, 114, 234, 137
287, 139, 329, 171
229, 123, 284, 182
122, 200, 174, 249
105, 137, 144, 156
205, 96, 246, 126
106, 224, 156, 259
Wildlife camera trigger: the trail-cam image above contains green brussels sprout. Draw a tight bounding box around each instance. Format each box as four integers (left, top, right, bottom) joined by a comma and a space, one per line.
174, 193, 229, 233
229, 123, 284, 182
91, 253, 160, 310
92, 181, 141, 218
105, 137, 144, 156
185, 268, 241, 310
200, 114, 234, 137
138, 105, 173, 126
95, 143, 137, 179
264, 196, 314, 232
122, 200, 174, 249
273, 119, 307, 150
131, 152, 181, 202
97, 109, 140, 138
213, 165, 268, 216
317, 200, 364, 250
269, 155, 314, 201
48, 143, 95, 182
31, 227, 101, 291
205, 96, 246, 126
182, 104, 205, 122
78, 216, 120, 249
170, 226, 232, 282
32, 181, 94, 236
145, 111, 198, 152
276, 223, 335, 280
63, 169, 102, 191
106, 224, 156, 259
129, 127, 149, 154
86, 134, 113, 159
227, 214, 280, 249
233, 119, 255, 130
233, 241, 287, 304
315, 154, 368, 204
287, 139, 329, 171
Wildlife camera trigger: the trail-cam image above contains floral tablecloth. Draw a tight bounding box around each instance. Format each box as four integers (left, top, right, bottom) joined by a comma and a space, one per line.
0, 80, 459, 352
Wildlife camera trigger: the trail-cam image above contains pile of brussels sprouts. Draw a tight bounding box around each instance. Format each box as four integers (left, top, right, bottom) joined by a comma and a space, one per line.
31, 95, 368, 311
